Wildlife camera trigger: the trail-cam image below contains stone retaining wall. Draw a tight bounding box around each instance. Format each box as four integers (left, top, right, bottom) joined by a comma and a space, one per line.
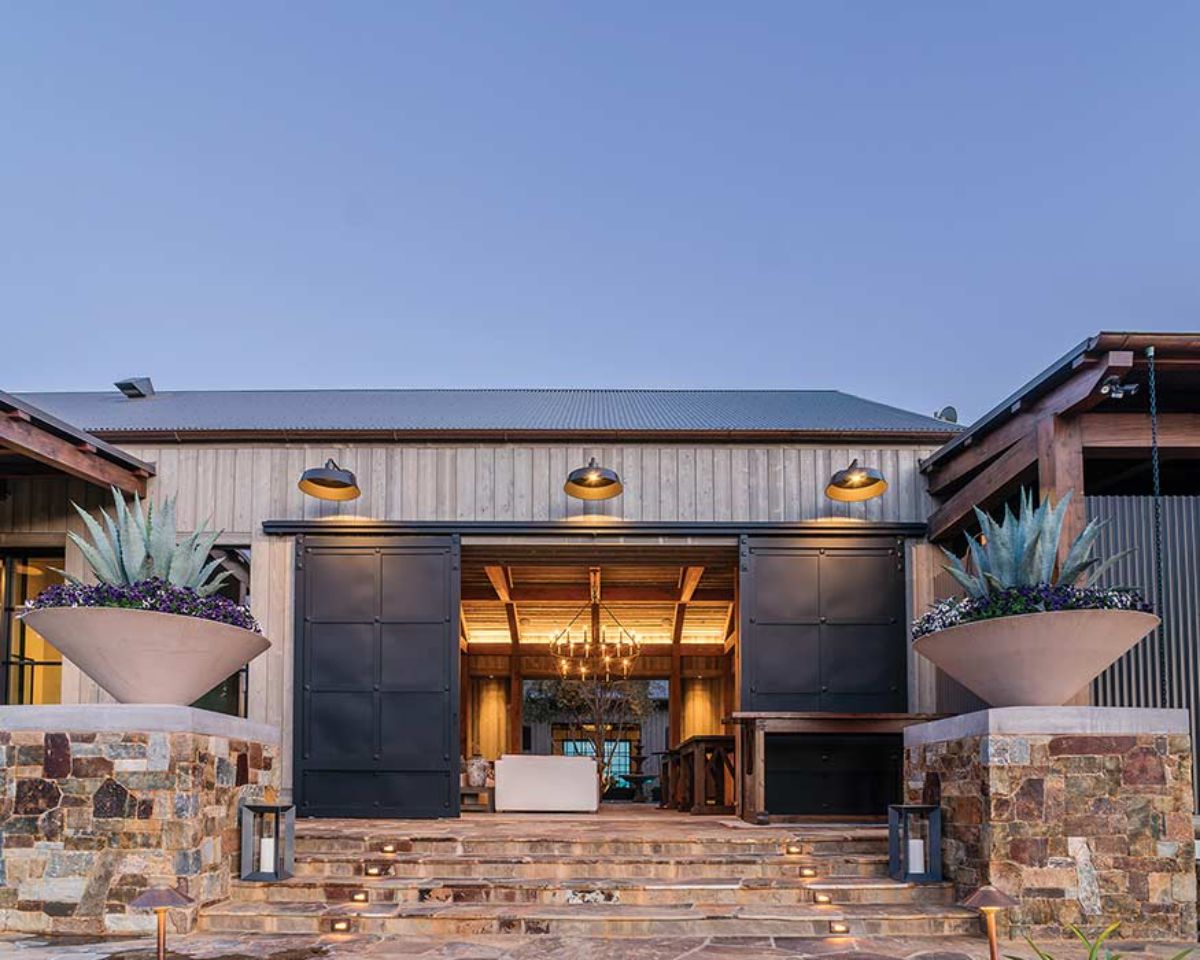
0, 706, 279, 935
904, 707, 1196, 941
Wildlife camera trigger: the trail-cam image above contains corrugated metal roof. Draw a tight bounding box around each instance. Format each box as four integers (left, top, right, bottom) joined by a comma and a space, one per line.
13, 388, 961, 437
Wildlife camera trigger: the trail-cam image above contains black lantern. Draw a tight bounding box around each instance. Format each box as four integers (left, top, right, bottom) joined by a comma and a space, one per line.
240, 802, 295, 881
888, 803, 941, 882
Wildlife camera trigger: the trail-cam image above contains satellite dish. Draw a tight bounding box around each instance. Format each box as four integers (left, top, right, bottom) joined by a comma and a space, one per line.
935, 406, 958, 423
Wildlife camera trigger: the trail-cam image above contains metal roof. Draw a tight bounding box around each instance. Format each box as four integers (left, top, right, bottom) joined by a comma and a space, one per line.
13, 388, 961, 439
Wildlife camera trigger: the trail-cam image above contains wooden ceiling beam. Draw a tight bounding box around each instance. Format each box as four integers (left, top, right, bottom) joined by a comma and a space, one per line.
483, 565, 512, 603
459, 585, 733, 603
0, 415, 147, 496
926, 432, 1039, 542
678, 566, 705, 603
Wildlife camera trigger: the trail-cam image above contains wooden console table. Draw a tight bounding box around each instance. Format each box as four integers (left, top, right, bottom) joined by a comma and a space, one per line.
728, 712, 945, 824
674, 734, 735, 815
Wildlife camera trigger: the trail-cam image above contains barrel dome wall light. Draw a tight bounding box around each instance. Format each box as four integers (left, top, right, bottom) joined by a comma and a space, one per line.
824, 458, 887, 502
564, 457, 623, 501
298, 459, 361, 501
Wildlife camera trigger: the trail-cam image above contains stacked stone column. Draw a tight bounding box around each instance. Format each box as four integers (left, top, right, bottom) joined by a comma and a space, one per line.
904, 707, 1195, 940
0, 706, 279, 935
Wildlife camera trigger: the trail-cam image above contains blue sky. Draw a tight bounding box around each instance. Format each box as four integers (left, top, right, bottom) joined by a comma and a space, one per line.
2, 2, 1197, 422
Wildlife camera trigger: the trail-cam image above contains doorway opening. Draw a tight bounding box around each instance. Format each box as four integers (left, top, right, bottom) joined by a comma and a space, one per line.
459, 542, 739, 807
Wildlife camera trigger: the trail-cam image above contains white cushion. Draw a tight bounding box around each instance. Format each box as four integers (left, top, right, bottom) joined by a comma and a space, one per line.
493, 755, 599, 812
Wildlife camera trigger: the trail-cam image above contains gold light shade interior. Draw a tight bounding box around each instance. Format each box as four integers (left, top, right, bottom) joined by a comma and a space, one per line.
824, 458, 887, 502
298, 459, 361, 501
563, 458, 623, 501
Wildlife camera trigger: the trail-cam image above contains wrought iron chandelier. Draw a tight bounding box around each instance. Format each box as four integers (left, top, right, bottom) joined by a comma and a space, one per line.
550, 580, 641, 680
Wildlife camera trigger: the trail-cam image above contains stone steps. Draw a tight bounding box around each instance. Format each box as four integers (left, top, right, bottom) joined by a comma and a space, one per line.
198, 899, 980, 938
293, 834, 886, 858
202, 817, 977, 940
290, 851, 892, 880
226, 875, 956, 907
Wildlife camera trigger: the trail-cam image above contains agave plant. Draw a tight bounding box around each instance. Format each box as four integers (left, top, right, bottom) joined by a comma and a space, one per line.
942, 489, 1129, 600
62, 486, 231, 597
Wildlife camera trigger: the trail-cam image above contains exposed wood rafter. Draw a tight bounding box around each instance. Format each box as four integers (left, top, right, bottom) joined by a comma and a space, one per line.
0, 414, 148, 496
926, 433, 1038, 542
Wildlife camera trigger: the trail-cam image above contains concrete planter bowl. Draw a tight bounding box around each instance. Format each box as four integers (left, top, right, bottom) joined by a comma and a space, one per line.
22, 606, 270, 705
913, 608, 1160, 707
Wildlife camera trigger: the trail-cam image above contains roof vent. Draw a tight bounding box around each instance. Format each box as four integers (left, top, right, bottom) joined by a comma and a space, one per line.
115, 377, 155, 399
934, 405, 958, 423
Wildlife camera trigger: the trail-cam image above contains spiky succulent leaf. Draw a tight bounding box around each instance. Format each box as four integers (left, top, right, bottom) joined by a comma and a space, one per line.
1058, 518, 1106, 586
66, 488, 229, 594
70, 503, 123, 584
66, 530, 122, 585
148, 498, 177, 579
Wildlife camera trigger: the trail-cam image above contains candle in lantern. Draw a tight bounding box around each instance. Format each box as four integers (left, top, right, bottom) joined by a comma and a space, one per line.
260, 835, 276, 871
906, 837, 925, 872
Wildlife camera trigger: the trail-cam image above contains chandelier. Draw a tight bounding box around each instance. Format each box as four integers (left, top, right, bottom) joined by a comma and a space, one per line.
550, 581, 641, 680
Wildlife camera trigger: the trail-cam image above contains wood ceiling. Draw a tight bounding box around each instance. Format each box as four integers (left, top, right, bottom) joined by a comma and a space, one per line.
460, 558, 736, 647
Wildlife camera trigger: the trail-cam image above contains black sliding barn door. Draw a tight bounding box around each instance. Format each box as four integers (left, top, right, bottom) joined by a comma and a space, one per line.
740, 536, 906, 712
739, 535, 907, 816
294, 536, 460, 818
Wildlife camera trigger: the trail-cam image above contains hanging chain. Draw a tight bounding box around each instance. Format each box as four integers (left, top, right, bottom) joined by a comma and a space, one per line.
1147, 345, 1168, 707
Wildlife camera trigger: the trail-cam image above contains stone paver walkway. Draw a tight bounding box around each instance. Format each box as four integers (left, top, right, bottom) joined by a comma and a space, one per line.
1, 933, 1196, 960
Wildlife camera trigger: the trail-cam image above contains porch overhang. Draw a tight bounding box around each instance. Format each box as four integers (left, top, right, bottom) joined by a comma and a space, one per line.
921, 331, 1200, 544
0, 390, 153, 496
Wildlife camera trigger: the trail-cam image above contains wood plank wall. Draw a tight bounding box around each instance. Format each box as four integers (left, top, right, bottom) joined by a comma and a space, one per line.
0, 440, 939, 790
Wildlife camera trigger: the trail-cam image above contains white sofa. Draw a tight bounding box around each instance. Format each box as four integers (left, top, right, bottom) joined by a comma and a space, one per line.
493, 755, 600, 813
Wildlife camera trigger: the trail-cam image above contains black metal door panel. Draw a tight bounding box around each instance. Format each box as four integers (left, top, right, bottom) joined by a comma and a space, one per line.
740, 537, 906, 713
295, 536, 460, 818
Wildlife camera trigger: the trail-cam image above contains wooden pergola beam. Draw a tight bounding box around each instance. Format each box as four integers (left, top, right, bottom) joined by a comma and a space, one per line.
924, 351, 1133, 495
0, 415, 148, 496
926, 433, 1038, 542
1079, 413, 1200, 449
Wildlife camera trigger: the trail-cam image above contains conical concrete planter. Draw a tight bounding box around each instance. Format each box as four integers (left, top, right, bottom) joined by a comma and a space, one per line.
913, 609, 1160, 707
21, 606, 270, 705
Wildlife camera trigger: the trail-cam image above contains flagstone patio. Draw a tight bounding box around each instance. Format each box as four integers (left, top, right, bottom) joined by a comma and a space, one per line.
2, 932, 1197, 960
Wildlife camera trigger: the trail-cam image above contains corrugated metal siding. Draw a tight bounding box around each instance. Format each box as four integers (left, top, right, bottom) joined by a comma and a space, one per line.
1088, 496, 1200, 792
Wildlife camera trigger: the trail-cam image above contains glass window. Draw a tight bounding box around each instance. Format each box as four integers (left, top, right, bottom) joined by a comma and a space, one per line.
2, 554, 65, 705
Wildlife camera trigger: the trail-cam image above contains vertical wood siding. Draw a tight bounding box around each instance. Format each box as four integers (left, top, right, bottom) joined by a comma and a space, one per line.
1, 440, 938, 790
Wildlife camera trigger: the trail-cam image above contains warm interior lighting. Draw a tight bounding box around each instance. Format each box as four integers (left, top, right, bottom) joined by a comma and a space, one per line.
814, 893, 831, 904
799, 866, 817, 877
364, 865, 382, 876
824, 458, 887, 503
350, 891, 368, 902
330, 919, 351, 932
298, 459, 361, 501
784, 842, 803, 856
380, 844, 396, 854
564, 458, 623, 500
829, 921, 850, 935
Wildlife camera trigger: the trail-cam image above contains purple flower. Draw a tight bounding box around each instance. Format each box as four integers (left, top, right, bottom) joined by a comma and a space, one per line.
26, 578, 260, 633
913, 584, 1150, 640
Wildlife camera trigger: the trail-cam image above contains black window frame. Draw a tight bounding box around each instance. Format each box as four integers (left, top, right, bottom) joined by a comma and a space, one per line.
1, 551, 66, 705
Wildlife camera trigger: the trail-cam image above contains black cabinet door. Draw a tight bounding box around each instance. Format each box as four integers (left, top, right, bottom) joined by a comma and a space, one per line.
294, 536, 460, 818
740, 537, 906, 713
